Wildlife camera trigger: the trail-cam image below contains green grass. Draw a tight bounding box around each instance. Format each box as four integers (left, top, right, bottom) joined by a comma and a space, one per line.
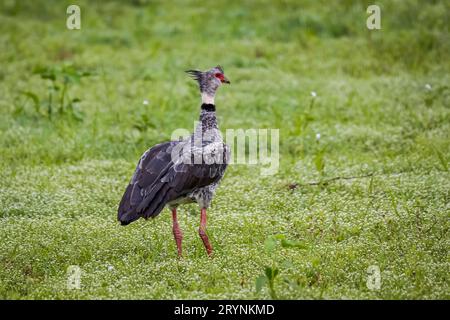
0, 0, 449, 299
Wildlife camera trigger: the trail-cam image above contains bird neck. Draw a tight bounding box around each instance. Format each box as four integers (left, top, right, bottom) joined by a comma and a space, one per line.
198, 103, 218, 133
201, 92, 215, 105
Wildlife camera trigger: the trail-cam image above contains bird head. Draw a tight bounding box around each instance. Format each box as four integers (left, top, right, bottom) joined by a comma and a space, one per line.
185, 66, 230, 98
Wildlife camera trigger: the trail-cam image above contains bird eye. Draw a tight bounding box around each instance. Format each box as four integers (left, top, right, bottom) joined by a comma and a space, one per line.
215, 73, 223, 79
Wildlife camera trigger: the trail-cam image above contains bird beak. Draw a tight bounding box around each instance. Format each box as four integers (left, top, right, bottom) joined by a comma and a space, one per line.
222, 76, 230, 84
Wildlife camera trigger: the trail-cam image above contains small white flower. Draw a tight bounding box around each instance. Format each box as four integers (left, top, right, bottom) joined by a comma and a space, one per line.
425, 84, 432, 90
316, 133, 321, 140
107, 265, 114, 271
143, 99, 149, 105
311, 91, 317, 98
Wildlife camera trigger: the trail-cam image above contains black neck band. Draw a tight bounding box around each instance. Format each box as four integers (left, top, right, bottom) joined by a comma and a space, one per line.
201, 103, 216, 112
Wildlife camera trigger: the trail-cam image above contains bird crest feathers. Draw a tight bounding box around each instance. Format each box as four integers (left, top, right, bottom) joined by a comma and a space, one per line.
185, 65, 224, 81
185, 69, 203, 81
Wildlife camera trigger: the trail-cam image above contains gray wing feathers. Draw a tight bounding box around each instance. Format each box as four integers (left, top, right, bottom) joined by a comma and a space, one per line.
117, 141, 176, 225
118, 141, 229, 225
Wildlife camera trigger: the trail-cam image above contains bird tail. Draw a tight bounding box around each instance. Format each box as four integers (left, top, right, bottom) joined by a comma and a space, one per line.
118, 211, 140, 226
117, 183, 143, 226
117, 182, 174, 225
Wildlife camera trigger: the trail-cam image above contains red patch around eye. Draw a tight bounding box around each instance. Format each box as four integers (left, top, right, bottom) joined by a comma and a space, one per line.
215, 73, 224, 80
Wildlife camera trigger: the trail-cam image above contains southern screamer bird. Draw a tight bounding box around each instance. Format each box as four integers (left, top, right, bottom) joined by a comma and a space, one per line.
118, 66, 230, 257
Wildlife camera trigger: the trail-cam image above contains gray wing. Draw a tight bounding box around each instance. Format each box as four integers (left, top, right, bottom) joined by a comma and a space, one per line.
118, 140, 229, 225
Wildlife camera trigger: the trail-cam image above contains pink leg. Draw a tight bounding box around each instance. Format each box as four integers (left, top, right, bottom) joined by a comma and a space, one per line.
171, 208, 183, 257
199, 208, 213, 256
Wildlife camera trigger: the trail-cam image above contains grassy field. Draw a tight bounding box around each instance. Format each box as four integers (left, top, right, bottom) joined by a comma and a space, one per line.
0, 0, 449, 299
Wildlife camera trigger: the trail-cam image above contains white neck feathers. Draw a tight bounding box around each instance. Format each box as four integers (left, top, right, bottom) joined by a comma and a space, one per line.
201, 92, 215, 105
